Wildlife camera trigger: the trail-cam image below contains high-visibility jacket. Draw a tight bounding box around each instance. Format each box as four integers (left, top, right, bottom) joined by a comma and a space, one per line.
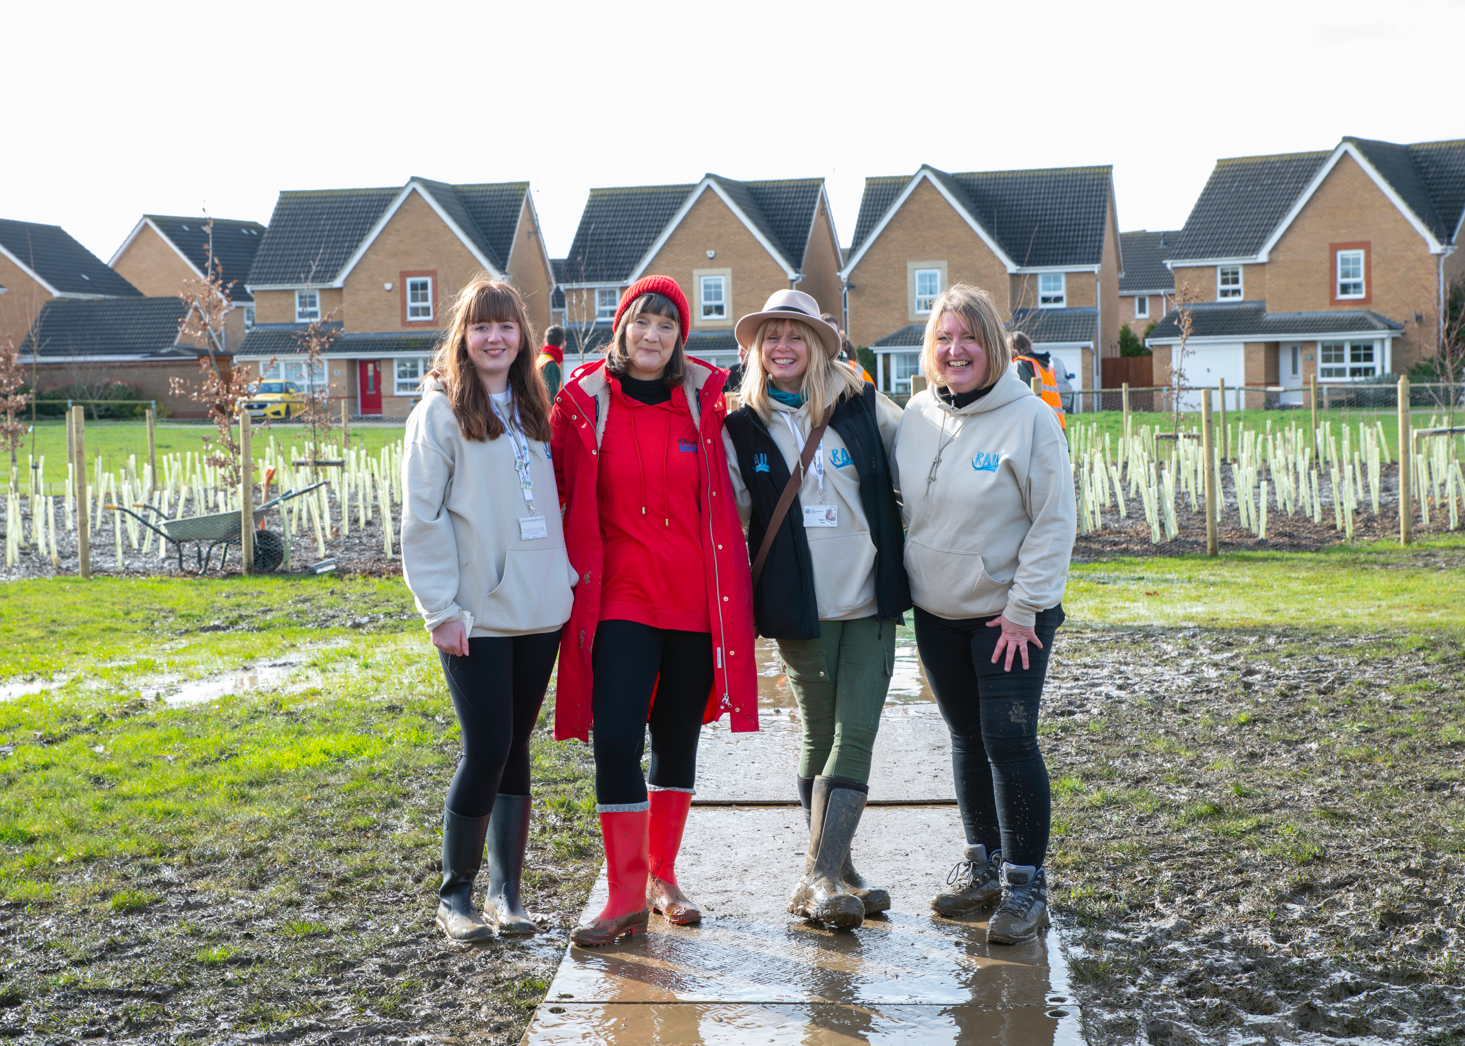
1013, 355, 1066, 429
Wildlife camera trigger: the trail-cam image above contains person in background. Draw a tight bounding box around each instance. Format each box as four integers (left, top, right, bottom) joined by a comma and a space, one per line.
890, 284, 1075, 945
724, 291, 909, 931
822, 312, 874, 384
537, 325, 566, 401
1010, 331, 1068, 429
551, 275, 757, 947
724, 344, 748, 395
402, 277, 576, 942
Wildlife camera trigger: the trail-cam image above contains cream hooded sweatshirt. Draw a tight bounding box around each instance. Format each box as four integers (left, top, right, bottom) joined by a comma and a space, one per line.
402, 383, 575, 637
890, 368, 1075, 627
722, 392, 902, 621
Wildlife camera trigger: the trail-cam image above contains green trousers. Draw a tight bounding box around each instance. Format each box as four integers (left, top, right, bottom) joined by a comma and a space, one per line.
777, 616, 896, 784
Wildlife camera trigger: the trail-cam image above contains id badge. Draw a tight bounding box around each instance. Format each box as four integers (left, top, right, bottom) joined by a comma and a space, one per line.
518, 515, 548, 540
802, 505, 838, 528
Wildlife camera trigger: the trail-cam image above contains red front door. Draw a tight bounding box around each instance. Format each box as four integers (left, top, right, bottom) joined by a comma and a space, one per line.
358, 360, 383, 416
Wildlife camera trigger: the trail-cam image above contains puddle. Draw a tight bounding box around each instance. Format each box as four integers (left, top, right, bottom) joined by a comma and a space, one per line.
0, 675, 69, 702
755, 636, 933, 710
143, 659, 324, 707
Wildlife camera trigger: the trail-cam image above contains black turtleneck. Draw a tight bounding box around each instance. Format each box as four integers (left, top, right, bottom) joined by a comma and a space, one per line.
616, 372, 672, 405
938, 381, 995, 409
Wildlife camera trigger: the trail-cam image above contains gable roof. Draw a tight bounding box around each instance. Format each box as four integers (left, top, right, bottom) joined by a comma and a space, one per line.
844, 164, 1115, 276
113, 216, 267, 302
1118, 231, 1179, 294
1169, 137, 1465, 264
561, 175, 829, 285
21, 297, 196, 359
1010, 307, 1098, 344
246, 179, 532, 288
0, 219, 141, 298
1144, 300, 1404, 343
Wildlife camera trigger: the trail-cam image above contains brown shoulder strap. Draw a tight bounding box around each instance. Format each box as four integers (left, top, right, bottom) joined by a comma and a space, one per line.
750, 405, 834, 589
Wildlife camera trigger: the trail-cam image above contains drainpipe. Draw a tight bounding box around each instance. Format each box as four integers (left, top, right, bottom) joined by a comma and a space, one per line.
840, 275, 850, 339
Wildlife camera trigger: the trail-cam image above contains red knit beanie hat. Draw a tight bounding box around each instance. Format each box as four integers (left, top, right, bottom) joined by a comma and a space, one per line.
613, 275, 690, 346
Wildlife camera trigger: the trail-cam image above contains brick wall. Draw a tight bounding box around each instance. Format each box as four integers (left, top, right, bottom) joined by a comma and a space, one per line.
0, 255, 52, 344
32, 358, 217, 417
252, 287, 345, 325
845, 178, 1009, 348
1098, 197, 1122, 358
110, 224, 194, 297
798, 196, 843, 319
504, 197, 554, 339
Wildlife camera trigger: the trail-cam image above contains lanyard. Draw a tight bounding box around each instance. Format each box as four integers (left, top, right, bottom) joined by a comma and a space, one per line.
489, 395, 535, 511
779, 410, 825, 501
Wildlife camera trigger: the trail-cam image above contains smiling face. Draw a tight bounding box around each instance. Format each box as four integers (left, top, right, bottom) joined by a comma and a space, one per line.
464, 317, 521, 393
623, 308, 680, 380
934, 310, 989, 394
758, 320, 811, 393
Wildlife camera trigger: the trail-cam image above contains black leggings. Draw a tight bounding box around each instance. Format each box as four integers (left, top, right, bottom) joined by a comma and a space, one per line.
438, 629, 562, 818
591, 620, 714, 808
914, 604, 1065, 868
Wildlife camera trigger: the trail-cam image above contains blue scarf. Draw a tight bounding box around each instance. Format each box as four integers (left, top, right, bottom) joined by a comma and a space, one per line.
768, 386, 806, 408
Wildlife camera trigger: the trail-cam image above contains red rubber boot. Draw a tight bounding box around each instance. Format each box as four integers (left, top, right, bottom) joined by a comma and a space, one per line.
570, 810, 650, 946
646, 789, 701, 924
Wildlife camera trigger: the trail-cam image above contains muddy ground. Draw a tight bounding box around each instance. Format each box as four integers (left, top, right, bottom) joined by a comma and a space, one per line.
1043, 624, 1465, 1045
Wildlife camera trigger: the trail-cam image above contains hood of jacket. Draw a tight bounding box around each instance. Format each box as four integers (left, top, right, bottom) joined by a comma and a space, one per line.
930, 367, 1033, 418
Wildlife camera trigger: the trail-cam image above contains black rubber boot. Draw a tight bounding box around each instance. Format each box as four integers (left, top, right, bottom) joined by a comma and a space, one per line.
788, 777, 866, 929
484, 793, 538, 936
798, 776, 889, 915
436, 807, 493, 942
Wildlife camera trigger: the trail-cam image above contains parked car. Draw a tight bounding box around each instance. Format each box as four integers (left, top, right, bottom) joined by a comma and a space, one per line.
245, 381, 306, 421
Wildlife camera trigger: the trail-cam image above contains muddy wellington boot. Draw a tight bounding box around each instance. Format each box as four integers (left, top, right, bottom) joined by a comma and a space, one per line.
931, 843, 1003, 917
571, 809, 650, 947
436, 808, 494, 942
788, 777, 866, 930
483, 793, 537, 936
797, 777, 889, 916
646, 789, 701, 925
986, 863, 1051, 945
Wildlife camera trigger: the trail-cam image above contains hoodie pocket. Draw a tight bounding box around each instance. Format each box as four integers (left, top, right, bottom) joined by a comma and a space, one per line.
477, 546, 575, 633
806, 531, 878, 618
904, 539, 1007, 620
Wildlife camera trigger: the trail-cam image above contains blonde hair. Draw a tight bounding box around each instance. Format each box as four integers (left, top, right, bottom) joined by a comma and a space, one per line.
739, 317, 864, 421
919, 283, 1010, 392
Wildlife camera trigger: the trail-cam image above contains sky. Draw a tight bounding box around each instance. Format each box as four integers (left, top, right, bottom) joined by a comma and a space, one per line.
5, 0, 1463, 270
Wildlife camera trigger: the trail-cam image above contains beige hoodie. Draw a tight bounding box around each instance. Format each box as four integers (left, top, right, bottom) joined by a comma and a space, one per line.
402, 384, 575, 637
890, 367, 1075, 627
723, 392, 902, 621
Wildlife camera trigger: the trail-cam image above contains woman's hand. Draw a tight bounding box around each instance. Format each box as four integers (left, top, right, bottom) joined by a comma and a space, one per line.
431, 619, 470, 658
987, 613, 1042, 672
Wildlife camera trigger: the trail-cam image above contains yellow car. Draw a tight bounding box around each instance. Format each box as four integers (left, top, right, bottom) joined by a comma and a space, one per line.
245, 381, 307, 421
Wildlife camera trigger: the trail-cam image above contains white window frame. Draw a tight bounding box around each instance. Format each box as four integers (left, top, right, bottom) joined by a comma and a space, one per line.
875, 350, 923, 395
1336, 250, 1365, 299
1038, 273, 1066, 308
699, 275, 727, 320
394, 356, 432, 395
595, 288, 619, 322
406, 276, 434, 321
258, 358, 327, 395
1318, 340, 1380, 382
294, 289, 320, 322
1134, 295, 1149, 319
913, 268, 941, 314
1217, 266, 1242, 300
243, 306, 255, 332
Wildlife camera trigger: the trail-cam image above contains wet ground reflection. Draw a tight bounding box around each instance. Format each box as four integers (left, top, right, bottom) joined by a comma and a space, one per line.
755, 631, 932, 710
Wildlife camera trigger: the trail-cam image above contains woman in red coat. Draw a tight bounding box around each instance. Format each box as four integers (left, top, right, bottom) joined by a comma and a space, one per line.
551, 275, 757, 946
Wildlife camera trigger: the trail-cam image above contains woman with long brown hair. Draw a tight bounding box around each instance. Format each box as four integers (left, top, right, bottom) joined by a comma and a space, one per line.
402, 275, 576, 941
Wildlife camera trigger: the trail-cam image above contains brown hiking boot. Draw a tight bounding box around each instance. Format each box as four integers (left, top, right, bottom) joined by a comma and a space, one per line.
986, 864, 1050, 945
931, 844, 1002, 917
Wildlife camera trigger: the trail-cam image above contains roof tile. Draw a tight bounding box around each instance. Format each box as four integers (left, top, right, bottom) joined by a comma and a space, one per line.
22, 297, 191, 358
143, 216, 267, 302
0, 219, 141, 298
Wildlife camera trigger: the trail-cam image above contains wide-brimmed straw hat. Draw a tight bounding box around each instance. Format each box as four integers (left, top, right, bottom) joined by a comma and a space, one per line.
734, 290, 842, 359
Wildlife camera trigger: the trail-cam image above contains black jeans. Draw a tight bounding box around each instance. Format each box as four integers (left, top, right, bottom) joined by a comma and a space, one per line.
590, 620, 714, 808
438, 629, 562, 817
914, 604, 1065, 868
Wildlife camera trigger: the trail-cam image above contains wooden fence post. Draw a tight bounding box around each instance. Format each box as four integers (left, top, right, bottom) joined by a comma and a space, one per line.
72, 405, 90, 579
340, 399, 350, 448
146, 407, 157, 492
910, 374, 928, 396
1398, 376, 1412, 545
1202, 389, 1218, 556
1122, 382, 1131, 438
1218, 378, 1229, 461
1030, 376, 1043, 397
239, 412, 254, 575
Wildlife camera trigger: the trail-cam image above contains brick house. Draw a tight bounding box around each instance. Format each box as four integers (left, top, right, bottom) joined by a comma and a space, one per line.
0, 218, 140, 346
1146, 137, 1465, 408
236, 177, 554, 418
839, 164, 1122, 402
109, 215, 266, 356
556, 174, 844, 371
1119, 230, 1178, 334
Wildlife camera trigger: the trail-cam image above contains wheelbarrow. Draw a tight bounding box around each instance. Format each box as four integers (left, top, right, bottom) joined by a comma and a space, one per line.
108, 481, 327, 574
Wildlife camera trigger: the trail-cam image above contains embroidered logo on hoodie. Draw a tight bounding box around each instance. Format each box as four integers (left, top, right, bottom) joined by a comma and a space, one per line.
678, 438, 698, 453
753, 453, 770, 473
829, 447, 853, 469
972, 452, 1001, 473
